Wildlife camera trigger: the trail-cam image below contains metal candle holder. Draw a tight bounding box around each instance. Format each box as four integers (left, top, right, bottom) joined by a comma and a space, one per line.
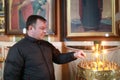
77, 41, 120, 80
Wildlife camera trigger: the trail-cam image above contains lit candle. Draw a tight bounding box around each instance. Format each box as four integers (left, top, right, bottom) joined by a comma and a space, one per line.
95, 52, 99, 70
103, 50, 107, 62
102, 41, 105, 63
101, 41, 108, 64
92, 46, 95, 61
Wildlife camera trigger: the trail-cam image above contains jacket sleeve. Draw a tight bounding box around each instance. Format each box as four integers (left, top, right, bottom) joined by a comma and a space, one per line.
4, 46, 24, 80
53, 49, 76, 64
50, 44, 77, 64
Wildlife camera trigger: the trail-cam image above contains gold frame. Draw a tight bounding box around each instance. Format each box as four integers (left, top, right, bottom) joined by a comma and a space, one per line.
5, 0, 55, 35
66, 0, 119, 38
0, 0, 5, 33
0, 16, 5, 33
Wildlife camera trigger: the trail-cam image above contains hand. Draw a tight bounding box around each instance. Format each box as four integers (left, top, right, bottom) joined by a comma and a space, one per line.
73, 50, 86, 59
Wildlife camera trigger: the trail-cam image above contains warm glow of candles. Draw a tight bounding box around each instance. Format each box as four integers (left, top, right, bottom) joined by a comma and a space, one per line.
77, 41, 120, 80
102, 50, 107, 53
92, 46, 95, 50
95, 52, 99, 58
79, 41, 120, 71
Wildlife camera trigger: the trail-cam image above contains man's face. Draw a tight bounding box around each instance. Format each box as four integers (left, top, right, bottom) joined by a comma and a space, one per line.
31, 19, 47, 40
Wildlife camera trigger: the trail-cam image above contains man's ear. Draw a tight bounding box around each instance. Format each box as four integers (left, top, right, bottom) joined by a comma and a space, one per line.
28, 25, 33, 30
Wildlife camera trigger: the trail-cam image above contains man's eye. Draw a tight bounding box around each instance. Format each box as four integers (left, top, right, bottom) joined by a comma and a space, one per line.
40, 28, 46, 30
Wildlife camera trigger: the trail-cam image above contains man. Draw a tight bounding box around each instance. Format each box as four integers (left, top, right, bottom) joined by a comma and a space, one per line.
4, 15, 86, 80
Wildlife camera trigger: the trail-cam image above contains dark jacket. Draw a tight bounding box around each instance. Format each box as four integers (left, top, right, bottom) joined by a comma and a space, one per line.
4, 36, 76, 80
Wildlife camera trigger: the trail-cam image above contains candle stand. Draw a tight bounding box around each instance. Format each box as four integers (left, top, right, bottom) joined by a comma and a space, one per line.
77, 41, 120, 80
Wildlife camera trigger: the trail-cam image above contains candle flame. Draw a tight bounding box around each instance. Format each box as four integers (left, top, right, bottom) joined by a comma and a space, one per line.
95, 52, 99, 58
102, 50, 107, 54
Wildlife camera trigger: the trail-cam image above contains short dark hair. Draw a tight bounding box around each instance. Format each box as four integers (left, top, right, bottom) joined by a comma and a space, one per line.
26, 15, 46, 30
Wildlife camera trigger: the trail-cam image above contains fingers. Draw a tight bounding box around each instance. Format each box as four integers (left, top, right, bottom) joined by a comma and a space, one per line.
81, 52, 86, 58
78, 50, 86, 58
74, 50, 86, 59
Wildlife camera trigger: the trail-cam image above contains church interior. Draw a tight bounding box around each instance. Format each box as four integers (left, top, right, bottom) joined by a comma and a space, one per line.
0, 0, 120, 80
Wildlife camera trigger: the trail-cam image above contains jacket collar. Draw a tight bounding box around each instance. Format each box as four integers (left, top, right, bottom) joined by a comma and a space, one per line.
25, 35, 44, 44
